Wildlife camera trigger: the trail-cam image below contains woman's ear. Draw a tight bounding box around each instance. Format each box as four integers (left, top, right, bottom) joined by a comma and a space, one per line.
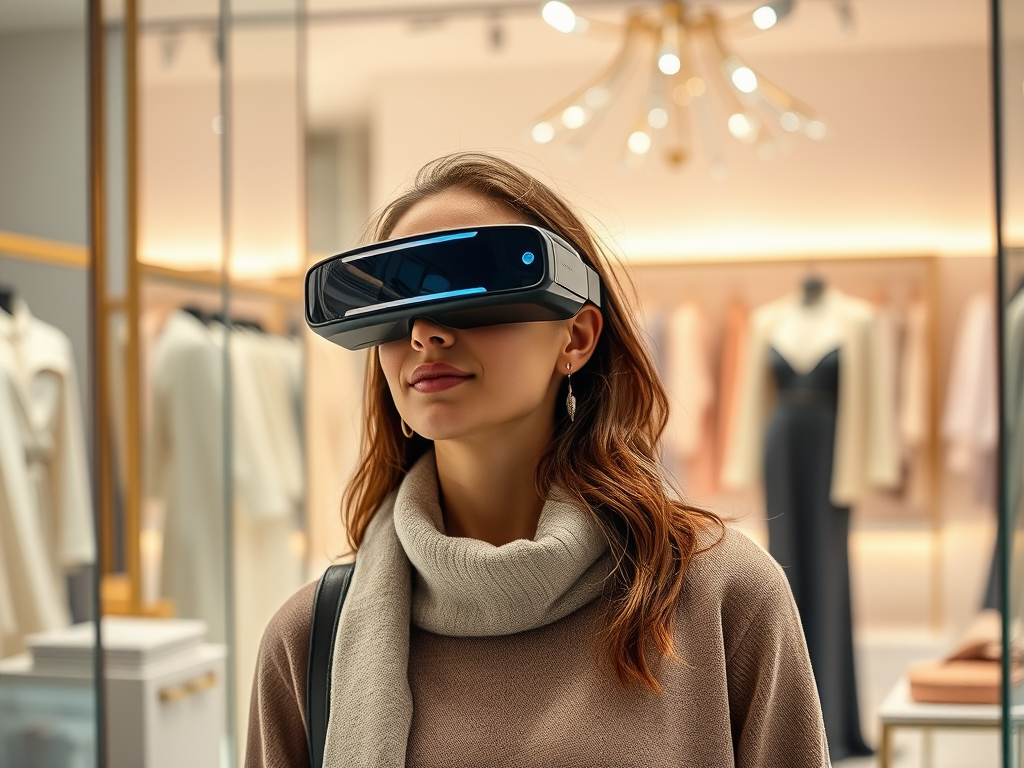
558, 305, 603, 373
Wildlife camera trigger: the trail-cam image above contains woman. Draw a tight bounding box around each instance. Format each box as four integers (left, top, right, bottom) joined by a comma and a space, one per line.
246, 152, 829, 768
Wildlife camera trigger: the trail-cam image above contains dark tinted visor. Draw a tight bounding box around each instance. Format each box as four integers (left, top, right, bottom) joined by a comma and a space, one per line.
307, 227, 547, 325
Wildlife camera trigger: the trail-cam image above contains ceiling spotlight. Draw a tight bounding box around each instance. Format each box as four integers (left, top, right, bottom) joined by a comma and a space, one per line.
542, 1, 584, 34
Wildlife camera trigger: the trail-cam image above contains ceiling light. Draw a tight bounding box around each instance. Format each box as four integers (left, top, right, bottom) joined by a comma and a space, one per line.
752, 6, 778, 30
628, 130, 652, 154
585, 86, 610, 108
658, 51, 681, 76
542, 2, 578, 34
805, 120, 827, 140
727, 113, 758, 143
530, 1, 823, 172
561, 105, 588, 129
780, 111, 801, 132
648, 107, 669, 130
730, 66, 758, 94
532, 122, 555, 144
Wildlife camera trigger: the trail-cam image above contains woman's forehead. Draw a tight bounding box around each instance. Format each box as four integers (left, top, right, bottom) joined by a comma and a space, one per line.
389, 188, 528, 240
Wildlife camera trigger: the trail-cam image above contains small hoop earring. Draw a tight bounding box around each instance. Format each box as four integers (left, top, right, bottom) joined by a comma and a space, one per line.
565, 363, 576, 423
401, 419, 415, 439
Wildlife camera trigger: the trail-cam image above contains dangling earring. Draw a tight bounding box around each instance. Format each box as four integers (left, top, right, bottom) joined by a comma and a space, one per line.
401, 419, 414, 438
565, 363, 576, 423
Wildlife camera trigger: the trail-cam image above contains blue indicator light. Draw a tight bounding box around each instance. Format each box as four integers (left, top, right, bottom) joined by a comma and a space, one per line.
522, 251, 535, 265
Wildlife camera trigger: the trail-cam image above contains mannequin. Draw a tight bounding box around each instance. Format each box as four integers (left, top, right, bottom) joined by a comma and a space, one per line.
722, 281, 898, 760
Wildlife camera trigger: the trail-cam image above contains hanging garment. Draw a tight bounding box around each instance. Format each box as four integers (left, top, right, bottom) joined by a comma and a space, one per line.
305, 329, 367, 575
228, 327, 305, 760
721, 288, 900, 504
899, 300, 931, 507
0, 299, 94, 656
943, 293, 997, 508
764, 347, 871, 760
145, 310, 228, 642
663, 303, 716, 495
715, 300, 749, 489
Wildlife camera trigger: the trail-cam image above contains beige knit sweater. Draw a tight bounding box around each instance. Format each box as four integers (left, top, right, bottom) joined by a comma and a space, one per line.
246, 471, 829, 767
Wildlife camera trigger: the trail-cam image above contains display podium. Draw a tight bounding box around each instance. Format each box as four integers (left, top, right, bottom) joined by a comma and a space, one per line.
0, 618, 225, 768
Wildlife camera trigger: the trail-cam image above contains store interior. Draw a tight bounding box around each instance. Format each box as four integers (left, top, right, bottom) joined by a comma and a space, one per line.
0, 0, 1022, 766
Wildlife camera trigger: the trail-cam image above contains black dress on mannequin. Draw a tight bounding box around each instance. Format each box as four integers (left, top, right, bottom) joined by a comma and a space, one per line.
764, 346, 872, 761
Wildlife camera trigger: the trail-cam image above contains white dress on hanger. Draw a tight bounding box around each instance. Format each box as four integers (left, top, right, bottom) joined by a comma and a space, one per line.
146, 311, 228, 642
0, 299, 94, 656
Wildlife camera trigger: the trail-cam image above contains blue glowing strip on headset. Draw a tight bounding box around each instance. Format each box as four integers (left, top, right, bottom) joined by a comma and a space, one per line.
344, 286, 488, 317
340, 230, 478, 263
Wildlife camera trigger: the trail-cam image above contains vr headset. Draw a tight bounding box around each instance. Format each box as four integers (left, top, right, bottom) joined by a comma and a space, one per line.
305, 224, 602, 350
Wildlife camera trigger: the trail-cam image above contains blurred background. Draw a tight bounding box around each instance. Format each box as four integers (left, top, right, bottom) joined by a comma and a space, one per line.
0, 0, 1021, 766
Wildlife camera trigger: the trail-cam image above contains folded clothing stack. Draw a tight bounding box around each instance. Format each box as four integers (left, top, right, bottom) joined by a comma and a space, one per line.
908, 610, 1021, 704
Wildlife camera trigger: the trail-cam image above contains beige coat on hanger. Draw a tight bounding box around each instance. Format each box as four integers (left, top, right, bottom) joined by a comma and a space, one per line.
721, 288, 900, 506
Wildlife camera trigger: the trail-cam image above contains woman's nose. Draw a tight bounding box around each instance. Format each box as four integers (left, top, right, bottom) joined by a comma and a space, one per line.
410, 317, 455, 350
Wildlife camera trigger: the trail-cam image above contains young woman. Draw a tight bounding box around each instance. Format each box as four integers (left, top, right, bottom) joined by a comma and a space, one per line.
246, 152, 829, 768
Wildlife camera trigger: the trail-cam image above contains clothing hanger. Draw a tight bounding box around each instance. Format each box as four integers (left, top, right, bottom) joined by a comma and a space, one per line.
180, 305, 209, 323
0, 284, 15, 315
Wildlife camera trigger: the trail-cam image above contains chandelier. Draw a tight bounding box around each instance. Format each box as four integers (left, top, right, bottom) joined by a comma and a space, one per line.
531, 1, 827, 172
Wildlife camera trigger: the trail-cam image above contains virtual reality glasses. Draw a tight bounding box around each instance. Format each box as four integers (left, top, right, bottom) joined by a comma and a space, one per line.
305, 224, 602, 350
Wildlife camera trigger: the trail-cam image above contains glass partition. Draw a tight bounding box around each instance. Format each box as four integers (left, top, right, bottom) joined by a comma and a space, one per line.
0, 0, 99, 765
998, 0, 1024, 761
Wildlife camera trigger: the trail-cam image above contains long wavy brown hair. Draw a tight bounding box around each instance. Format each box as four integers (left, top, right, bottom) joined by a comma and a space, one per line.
342, 151, 723, 692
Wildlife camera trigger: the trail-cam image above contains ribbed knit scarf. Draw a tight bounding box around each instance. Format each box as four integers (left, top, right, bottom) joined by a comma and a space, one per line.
323, 451, 613, 767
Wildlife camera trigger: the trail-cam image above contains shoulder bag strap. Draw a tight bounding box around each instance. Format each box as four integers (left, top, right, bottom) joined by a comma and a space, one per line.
306, 561, 355, 768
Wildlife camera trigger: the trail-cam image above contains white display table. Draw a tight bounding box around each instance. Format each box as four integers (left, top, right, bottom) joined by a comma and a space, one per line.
0, 618, 226, 768
877, 676, 1004, 768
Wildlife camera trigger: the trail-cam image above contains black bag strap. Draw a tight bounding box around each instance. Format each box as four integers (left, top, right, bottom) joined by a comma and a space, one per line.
306, 561, 355, 768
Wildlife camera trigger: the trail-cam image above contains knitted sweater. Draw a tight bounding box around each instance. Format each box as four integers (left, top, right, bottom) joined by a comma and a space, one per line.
245, 514, 829, 768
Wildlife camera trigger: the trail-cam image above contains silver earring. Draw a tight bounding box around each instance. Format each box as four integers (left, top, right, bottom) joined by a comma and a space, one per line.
401, 419, 414, 438
565, 364, 576, 423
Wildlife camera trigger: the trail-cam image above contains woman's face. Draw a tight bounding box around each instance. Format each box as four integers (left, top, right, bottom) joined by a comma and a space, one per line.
377, 188, 591, 443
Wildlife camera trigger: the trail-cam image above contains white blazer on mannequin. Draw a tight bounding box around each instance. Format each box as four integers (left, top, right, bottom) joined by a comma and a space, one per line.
0, 300, 94, 655
721, 288, 900, 506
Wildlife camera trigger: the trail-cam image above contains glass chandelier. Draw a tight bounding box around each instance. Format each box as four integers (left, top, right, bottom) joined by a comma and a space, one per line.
532, 0, 827, 173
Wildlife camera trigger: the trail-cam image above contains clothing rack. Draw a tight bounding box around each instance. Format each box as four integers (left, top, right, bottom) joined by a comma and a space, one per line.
629, 252, 950, 629
0, 229, 90, 268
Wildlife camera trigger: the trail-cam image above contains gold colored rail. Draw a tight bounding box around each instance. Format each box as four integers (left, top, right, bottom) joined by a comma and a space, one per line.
0, 230, 89, 268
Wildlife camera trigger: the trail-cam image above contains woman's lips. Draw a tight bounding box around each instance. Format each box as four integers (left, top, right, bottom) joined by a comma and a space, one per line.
409, 363, 473, 393
412, 375, 471, 393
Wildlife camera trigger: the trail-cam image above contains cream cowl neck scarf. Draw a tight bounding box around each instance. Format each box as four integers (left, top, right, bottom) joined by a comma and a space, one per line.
323, 451, 614, 767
